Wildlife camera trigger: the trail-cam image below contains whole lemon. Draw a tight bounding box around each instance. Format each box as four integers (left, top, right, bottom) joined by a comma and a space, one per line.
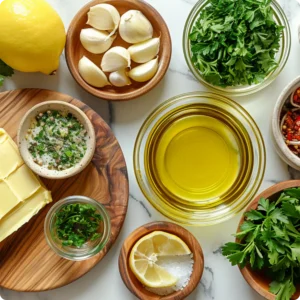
0, 0, 66, 74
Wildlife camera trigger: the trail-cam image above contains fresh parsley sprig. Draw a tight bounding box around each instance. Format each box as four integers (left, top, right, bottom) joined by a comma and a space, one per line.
189, 0, 283, 87
0, 59, 14, 86
222, 188, 300, 300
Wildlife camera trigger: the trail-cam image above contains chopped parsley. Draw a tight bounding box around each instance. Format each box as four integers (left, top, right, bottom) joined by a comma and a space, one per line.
27, 110, 87, 170
189, 0, 283, 87
55, 203, 102, 248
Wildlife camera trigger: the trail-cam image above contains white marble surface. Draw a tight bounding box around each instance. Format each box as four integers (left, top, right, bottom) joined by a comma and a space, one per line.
1, 0, 300, 299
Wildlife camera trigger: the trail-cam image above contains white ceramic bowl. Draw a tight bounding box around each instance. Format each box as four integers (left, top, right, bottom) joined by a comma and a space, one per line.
272, 76, 300, 170
17, 101, 96, 179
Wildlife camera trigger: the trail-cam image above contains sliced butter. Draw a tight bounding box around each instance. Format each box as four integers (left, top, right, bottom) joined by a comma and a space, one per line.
0, 181, 20, 219
5, 164, 41, 201
0, 128, 52, 242
0, 187, 52, 242
0, 137, 23, 179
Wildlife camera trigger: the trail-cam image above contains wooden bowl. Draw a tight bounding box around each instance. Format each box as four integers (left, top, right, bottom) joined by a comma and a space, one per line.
17, 101, 96, 179
238, 180, 300, 300
65, 0, 172, 101
119, 221, 204, 300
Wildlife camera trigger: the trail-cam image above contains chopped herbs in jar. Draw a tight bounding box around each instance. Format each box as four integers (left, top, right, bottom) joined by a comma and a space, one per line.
55, 203, 102, 247
189, 0, 283, 87
27, 110, 87, 170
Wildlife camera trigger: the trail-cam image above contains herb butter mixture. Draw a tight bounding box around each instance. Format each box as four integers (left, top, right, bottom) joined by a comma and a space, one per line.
189, 0, 283, 87
55, 203, 102, 247
222, 188, 300, 300
27, 110, 87, 170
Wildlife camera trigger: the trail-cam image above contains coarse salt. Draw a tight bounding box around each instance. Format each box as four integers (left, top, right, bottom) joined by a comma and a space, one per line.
145, 253, 194, 296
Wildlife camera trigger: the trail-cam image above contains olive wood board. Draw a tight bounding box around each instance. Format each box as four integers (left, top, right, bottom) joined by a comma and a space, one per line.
0, 88, 129, 291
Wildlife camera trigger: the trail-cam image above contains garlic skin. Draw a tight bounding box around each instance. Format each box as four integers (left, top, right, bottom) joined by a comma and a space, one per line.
109, 70, 131, 87
101, 46, 131, 72
87, 4, 120, 36
119, 10, 153, 44
80, 28, 116, 54
78, 56, 110, 88
129, 57, 158, 82
128, 37, 160, 63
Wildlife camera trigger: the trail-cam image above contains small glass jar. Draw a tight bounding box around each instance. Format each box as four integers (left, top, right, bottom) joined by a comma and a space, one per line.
44, 196, 111, 261
183, 0, 291, 96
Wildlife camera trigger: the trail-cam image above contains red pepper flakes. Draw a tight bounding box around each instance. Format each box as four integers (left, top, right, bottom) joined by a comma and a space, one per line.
282, 109, 300, 156
293, 88, 300, 104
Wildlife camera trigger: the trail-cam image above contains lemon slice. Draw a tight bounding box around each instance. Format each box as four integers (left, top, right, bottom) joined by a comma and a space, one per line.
129, 231, 191, 288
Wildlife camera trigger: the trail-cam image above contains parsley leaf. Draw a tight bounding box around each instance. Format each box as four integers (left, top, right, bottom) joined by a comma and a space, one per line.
0, 59, 14, 86
222, 188, 300, 300
189, 0, 283, 87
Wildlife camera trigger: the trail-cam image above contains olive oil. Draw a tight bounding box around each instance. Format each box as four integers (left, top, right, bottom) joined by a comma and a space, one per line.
145, 104, 253, 207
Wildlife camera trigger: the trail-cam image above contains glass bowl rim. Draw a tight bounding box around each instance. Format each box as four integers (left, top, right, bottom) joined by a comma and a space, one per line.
182, 0, 291, 96
44, 196, 111, 261
134, 92, 266, 226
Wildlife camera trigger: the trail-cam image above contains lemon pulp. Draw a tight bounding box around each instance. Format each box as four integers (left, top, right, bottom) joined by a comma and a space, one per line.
129, 231, 191, 288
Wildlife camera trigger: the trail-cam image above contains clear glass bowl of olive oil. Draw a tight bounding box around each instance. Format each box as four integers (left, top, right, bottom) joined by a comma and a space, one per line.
134, 92, 265, 226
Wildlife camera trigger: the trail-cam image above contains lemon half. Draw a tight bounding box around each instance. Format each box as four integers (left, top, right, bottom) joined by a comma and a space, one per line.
129, 231, 191, 288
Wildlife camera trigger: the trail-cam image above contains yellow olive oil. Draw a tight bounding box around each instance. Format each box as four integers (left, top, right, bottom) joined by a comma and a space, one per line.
145, 104, 253, 208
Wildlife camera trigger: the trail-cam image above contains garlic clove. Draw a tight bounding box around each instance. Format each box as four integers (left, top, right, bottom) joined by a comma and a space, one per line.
119, 10, 153, 44
78, 56, 110, 88
129, 57, 158, 82
80, 28, 116, 54
109, 70, 131, 87
128, 37, 160, 63
87, 4, 120, 36
101, 46, 131, 72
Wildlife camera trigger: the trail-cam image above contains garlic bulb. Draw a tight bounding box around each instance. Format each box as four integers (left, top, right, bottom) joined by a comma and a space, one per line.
78, 56, 110, 88
129, 57, 158, 82
80, 28, 116, 54
101, 46, 131, 72
87, 4, 120, 36
119, 10, 153, 44
128, 37, 160, 63
109, 70, 131, 87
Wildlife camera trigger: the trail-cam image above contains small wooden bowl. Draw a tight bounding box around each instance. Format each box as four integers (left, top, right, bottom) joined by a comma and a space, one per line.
17, 101, 96, 179
66, 0, 172, 101
119, 221, 204, 300
238, 180, 300, 300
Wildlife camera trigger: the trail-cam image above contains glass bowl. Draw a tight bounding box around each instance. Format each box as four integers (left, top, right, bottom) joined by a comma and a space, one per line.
183, 0, 291, 97
44, 196, 111, 261
134, 92, 266, 226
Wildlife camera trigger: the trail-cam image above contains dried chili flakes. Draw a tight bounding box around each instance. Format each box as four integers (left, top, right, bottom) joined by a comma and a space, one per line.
282, 110, 300, 155
292, 88, 300, 104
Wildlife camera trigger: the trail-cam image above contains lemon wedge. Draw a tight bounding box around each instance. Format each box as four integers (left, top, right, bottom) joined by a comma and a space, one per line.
129, 231, 191, 288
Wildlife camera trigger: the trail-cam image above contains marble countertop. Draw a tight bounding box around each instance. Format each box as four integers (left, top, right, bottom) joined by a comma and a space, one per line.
1, 0, 300, 299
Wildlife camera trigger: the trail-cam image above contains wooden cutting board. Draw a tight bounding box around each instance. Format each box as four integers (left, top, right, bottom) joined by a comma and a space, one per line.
0, 89, 129, 291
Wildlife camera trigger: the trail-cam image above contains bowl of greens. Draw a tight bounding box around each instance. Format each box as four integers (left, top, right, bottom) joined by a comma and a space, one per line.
44, 196, 111, 261
222, 181, 300, 300
183, 0, 291, 96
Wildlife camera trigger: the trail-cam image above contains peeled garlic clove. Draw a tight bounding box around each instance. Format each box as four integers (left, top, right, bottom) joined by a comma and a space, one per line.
101, 46, 131, 72
109, 70, 131, 87
87, 4, 120, 36
128, 37, 160, 63
78, 56, 110, 88
119, 10, 153, 44
129, 57, 158, 82
80, 28, 116, 54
